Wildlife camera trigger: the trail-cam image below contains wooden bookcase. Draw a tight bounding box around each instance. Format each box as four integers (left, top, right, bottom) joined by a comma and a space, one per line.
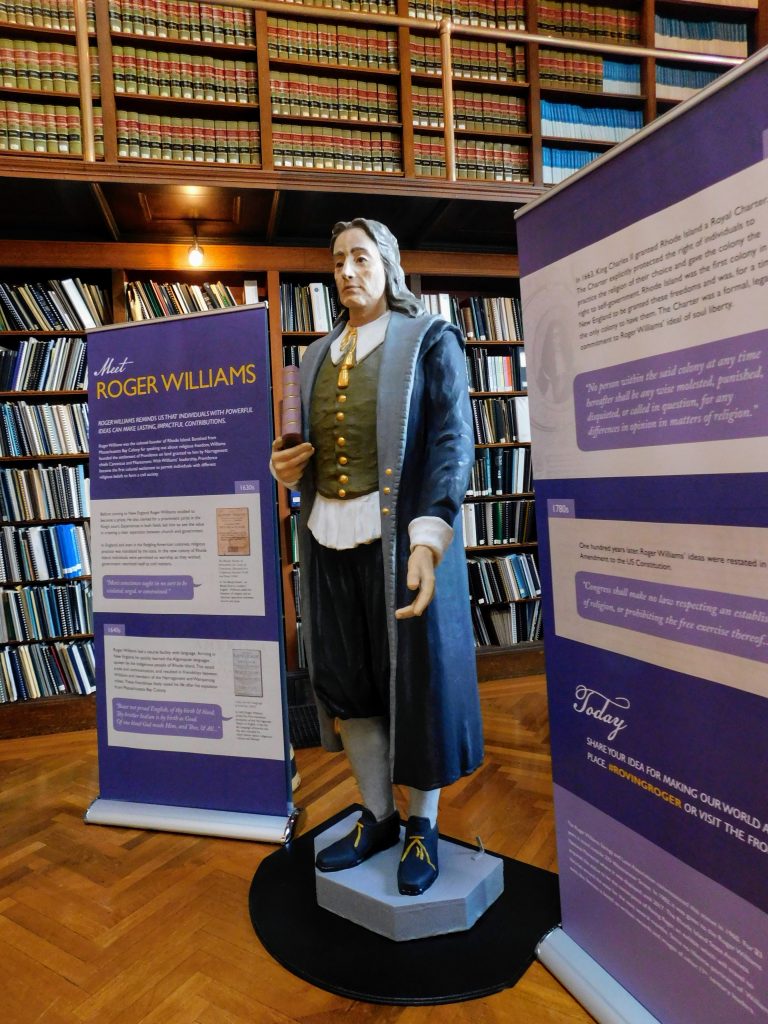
1, 0, 765, 733
0, 0, 763, 187
0, 243, 523, 736
0, 274, 101, 738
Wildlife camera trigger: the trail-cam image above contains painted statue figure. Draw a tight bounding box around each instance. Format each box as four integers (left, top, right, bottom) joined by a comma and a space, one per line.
271, 218, 483, 896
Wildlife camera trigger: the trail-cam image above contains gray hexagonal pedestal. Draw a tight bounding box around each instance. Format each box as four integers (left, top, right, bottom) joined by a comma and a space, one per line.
314, 811, 504, 942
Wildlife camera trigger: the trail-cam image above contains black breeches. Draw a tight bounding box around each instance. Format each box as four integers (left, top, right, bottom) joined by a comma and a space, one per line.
308, 536, 391, 720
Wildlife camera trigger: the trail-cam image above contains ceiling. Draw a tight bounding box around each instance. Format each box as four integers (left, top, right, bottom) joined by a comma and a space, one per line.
0, 175, 527, 253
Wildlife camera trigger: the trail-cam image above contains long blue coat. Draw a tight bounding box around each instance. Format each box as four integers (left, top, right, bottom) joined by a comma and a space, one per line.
298, 311, 484, 790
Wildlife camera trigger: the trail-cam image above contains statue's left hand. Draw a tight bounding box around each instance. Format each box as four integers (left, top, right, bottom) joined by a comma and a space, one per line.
395, 545, 436, 619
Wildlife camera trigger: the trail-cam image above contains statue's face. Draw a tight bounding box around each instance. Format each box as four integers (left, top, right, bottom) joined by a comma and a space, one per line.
333, 227, 388, 324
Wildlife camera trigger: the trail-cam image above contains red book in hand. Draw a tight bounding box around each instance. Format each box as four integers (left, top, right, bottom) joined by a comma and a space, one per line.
281, 365, 302, 448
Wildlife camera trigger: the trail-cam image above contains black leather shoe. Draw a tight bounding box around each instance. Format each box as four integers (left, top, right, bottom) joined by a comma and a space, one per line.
315, 809, 401, 872
397, 816, 439, 895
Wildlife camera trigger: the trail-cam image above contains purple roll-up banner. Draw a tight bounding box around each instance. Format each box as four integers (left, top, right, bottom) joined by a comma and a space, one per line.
517, 50, 768, 1024
84, 304, 296, 843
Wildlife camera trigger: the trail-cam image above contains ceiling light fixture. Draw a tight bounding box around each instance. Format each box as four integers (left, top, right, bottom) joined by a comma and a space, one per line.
187, 223, 204, 267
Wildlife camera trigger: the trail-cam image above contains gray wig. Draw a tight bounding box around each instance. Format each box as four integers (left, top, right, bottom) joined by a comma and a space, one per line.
330, 218, 423, 319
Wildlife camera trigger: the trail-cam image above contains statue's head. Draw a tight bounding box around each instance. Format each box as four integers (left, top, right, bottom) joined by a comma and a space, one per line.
330, 218, 423, 319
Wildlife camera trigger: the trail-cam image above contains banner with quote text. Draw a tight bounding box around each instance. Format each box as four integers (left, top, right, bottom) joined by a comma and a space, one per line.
517, 50, 768, 1023
87, 304, 292, 834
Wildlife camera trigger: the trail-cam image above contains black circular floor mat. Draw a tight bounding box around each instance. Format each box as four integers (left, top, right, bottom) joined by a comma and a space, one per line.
248, 804, 562, 1005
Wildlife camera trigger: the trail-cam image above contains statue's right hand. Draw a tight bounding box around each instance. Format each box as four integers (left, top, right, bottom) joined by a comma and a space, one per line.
271, 438, 314, 488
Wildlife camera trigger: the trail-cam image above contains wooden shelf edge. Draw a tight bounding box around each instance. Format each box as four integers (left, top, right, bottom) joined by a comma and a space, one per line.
0, 691, 96, 738
0, 154, 546, 203
476, 641, 545, 681
0, 241, 521, 277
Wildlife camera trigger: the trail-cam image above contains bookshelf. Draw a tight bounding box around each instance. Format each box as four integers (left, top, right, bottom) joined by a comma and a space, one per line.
0, 0, 760, 186
415, 276, 542, 662
0, 273, 106, 736
0, 0, 764, 725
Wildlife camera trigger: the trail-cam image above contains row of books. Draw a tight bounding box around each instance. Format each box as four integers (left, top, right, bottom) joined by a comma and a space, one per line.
296, 620, 307, 668
0, 401, 88, 458
112, 46, 258, 105
467, 550, 541, 604
291, 562, 303, 620
655, 16, 749, 58
0, 521, 90, 584
0, 337, 87, 392
0, 1, 95, 32
0, 277, 108, 332
465, 346, 526, 393
1, 579, 91, 642
471, 597, 542, 647
601, 59, 642, 96
540, 99, 643, 143
656, 63, 722, 101
462, 498, 537, 547
283, 344, 309, 366
289, 511, 299, 564
467, 445, 533, 498
270, 72, 399, 125
410, 35, 526, 82
0, 101, 104, 157
107, 0, 255, 45
414, 134, 529, 180
537, 3, 641, 45
125, 279, 236, 321
471, 395, 531, 444
424, 292, 523, 342
280, 282, 339, 334
407, 0, 525, 29
0, 638, 96, 702
267, 18, 398, 70
281, 0, 397, 12
273, 123, 402, 172
542, 144, 602, 183
0, 39, 98, 94
116, 110, 261, 164
412, 86, 527, 133
540, 50, 641, 96
0, 463, 89, 523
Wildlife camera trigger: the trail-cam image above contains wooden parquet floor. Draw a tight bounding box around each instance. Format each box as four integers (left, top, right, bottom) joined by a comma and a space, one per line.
0, 674, 595, 1024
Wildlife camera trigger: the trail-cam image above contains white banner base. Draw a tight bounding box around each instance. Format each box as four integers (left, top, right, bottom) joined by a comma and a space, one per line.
537, 927, 661, 1024
85, 798, 300, 844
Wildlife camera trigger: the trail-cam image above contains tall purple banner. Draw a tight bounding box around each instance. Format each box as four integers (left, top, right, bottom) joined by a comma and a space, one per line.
87, 305, 292, 829
518, 52, 768, 1023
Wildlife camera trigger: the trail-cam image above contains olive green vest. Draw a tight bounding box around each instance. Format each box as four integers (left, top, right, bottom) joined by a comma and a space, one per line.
309, 343, 382, 499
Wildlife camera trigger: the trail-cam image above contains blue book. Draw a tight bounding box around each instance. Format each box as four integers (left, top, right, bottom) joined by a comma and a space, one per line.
54, 523, 83, 579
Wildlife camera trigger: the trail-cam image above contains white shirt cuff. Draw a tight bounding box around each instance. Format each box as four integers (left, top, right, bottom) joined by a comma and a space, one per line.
269, 458, 299, 489
408, 516, 454, 565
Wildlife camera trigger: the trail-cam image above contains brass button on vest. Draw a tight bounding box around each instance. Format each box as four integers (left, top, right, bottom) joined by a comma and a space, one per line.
338, 455, 348, 465
336, 411, 345, 422
382, 507, 390, 516
339, 474, 349, 484
383, 486, 391, 495
338, 488, 347, 498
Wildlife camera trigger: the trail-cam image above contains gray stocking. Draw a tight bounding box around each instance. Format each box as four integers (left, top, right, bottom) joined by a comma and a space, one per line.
407, 787, 440, 827
338, 716, 396, 822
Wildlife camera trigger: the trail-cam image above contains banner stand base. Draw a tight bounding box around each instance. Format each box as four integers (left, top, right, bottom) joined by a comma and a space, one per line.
537, 927, 661, 1024
85, 797, 301, 845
